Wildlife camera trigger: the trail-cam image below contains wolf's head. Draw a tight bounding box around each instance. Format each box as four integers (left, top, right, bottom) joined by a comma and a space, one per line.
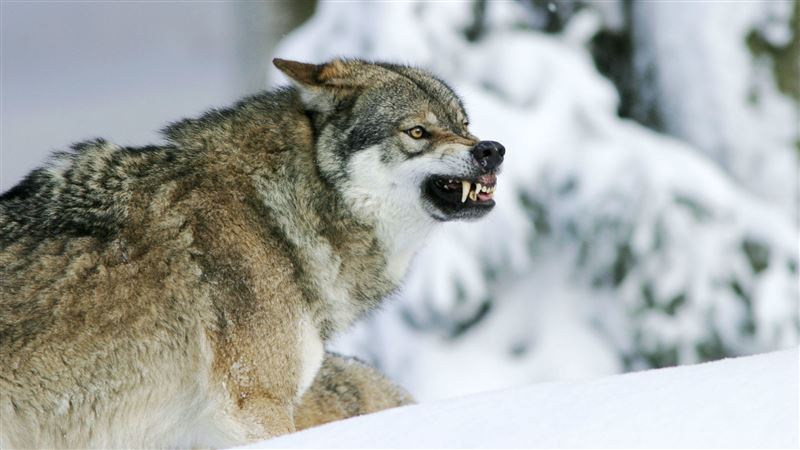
274, 58, 504, 223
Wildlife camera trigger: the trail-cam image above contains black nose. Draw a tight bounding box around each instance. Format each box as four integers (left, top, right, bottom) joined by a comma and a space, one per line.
471, 141, 505, 171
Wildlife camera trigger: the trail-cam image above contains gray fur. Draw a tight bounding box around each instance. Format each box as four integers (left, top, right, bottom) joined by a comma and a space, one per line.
0, 58, 501, 448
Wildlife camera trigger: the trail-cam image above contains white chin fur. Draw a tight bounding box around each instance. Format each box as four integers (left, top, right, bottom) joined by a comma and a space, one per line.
340, 146, 441, 282
339, 144, 478, 281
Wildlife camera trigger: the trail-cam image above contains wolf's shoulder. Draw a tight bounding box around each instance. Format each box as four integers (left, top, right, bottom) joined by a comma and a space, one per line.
161, 87, 302, 149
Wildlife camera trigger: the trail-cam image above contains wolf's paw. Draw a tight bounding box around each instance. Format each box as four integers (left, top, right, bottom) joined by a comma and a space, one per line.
294, 352, 414, 430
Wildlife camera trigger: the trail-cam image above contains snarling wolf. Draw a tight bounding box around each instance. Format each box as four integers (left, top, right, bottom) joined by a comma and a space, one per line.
0, 58, 504, 448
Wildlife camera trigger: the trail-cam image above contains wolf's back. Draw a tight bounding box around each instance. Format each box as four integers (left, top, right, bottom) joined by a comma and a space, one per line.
0, 139, 181, 247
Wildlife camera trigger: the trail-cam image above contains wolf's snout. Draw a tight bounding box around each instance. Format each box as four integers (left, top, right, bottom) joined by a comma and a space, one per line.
471, 141, 505, 171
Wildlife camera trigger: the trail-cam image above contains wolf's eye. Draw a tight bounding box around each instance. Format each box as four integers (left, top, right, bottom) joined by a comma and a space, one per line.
406, 126, 427, 139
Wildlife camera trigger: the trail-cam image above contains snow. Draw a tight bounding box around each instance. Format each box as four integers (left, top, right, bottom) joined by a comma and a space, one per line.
630, 1, 799, 215
240, 348, 799, 449
3, 4, 796, 444
271, 0, 799, 402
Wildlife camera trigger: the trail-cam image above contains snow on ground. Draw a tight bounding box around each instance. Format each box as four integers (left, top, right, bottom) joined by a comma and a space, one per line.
240, 348, 799, 449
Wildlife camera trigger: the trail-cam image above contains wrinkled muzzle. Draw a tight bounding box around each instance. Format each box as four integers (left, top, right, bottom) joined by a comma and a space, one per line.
421, 140, 505, 221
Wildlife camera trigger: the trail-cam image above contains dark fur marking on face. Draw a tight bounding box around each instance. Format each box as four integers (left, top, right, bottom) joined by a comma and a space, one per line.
345, 120, 389, 154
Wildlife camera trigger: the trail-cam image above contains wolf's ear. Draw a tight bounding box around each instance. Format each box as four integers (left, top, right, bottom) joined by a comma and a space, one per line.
273, 58, 354, 112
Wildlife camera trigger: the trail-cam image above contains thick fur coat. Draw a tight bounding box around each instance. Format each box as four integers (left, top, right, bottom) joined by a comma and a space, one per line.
0, 59, 502, 448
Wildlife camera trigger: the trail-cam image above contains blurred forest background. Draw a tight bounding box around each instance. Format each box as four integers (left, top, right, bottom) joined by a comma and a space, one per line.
2, 1, 798, 401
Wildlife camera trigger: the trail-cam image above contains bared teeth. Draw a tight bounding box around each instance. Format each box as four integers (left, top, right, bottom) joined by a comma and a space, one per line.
456, 179, 498, 202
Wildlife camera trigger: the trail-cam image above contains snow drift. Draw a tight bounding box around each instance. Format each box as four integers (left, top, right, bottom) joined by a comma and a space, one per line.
241, 348, 799, 449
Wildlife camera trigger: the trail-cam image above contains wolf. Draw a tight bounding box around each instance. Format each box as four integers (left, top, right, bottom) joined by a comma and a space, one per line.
0, 58, 504, 448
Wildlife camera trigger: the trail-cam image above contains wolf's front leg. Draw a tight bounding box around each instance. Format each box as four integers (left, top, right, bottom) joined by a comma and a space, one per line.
209, 315, 312, 445
208, 360, 298, 446
226, 389, 296, 440
294, 352, 414, 431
